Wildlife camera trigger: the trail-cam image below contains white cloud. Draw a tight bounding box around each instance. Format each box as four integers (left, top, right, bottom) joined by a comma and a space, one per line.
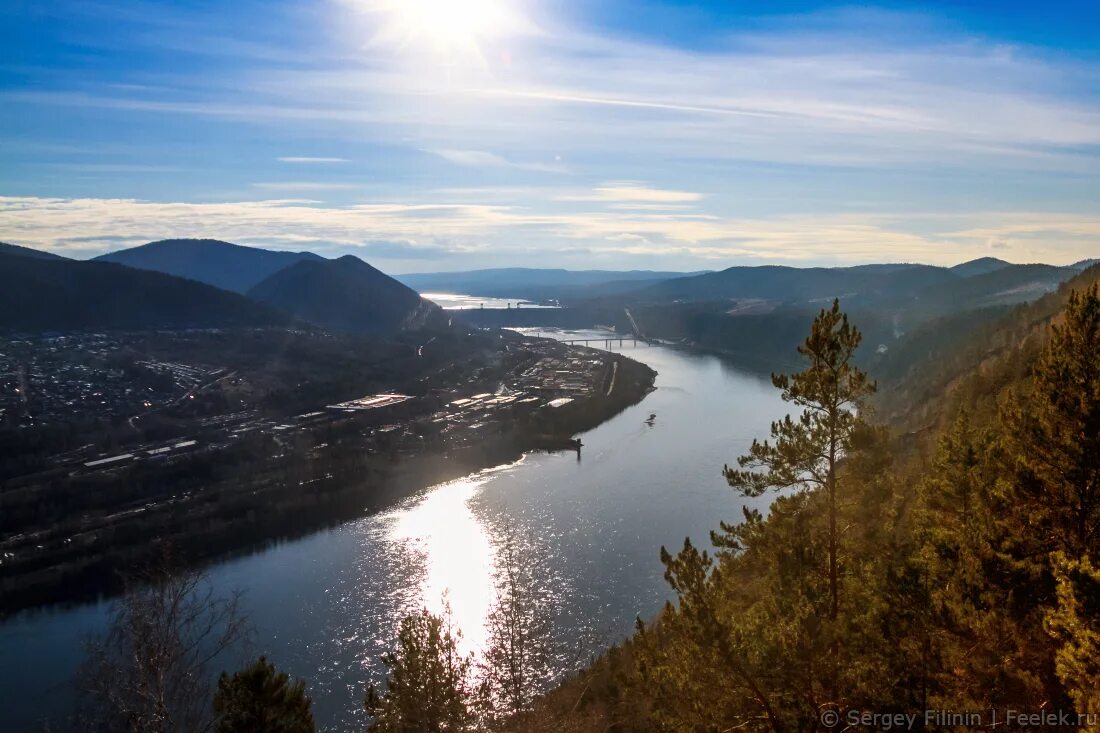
427, 148, 568, 174
2, 195, 1097, 267
558, 183, 703, 204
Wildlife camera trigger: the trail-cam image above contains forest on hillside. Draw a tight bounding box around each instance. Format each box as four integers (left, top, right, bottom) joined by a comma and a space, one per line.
68, 267, 1100, 733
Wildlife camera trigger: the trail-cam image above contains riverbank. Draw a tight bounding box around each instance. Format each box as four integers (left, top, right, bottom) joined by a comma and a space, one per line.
0, 342, 656, 615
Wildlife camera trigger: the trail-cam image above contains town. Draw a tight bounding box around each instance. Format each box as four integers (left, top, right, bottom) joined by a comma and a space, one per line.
0, 327, 655, 612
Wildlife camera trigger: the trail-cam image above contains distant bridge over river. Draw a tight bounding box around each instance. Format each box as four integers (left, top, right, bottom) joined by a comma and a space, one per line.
558, 336, 649, 349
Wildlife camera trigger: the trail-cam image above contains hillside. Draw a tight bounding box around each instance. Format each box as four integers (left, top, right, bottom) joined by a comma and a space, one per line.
636, 263, 957, 304
905, 262, 1075, 321
949, 256, 1011, 277
879, 263, 1100, 428
0, 251, 288, 332
95, 239, 324, 293
248, 255, 441, 334
0, 242, 69, 261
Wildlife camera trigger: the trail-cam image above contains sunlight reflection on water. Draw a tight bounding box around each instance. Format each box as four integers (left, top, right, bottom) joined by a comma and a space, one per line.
385, 473, 497, 655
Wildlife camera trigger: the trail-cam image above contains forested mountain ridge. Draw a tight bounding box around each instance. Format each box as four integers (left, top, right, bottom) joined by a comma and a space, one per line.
0, 251, 290, 332
949, 256, 1011, 277
878, 264, 1100, 430
621, 262, 1079, 378
95, 239, 324, 294
636, 262, 958, 303
248, 255, 444, 335
0, 241, 69, 260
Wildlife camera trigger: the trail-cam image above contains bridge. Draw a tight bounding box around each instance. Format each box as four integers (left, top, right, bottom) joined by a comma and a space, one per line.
559, 337, 648, 349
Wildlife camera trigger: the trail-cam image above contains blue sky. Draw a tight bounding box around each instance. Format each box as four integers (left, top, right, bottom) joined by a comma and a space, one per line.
1, 0, 1098, 271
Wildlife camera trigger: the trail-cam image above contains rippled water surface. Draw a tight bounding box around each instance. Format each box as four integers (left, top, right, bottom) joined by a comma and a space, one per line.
0, 329, 787, 732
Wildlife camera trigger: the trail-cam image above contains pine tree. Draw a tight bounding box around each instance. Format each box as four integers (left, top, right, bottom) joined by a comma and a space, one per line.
724, 299, 875, 625
213, 657, 315, 733
1045, 551, 1100, 715
1002, 283, 1100, 560
366, 609, 475, 733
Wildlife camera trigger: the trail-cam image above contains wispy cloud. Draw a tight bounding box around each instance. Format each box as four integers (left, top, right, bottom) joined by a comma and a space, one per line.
427, 149, 568, 174
558, 183, 704, 204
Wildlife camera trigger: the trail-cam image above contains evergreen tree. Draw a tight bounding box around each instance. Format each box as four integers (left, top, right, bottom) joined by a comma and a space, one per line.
723, 299, 875, 629
213, 657, 315, 733
1002, 283, 1100, 560
366, 609, 475, 733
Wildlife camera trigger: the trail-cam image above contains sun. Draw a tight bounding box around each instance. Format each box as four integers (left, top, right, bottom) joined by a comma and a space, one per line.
370, 0, 524, 56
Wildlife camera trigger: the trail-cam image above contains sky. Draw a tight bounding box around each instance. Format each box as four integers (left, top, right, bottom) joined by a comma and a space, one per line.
1, 0, 1098, 272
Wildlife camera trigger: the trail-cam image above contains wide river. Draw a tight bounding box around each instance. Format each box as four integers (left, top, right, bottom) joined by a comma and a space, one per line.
0, 328, 787, 732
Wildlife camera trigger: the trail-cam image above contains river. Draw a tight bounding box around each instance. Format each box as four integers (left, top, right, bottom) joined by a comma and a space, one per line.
0, 328, 788, 732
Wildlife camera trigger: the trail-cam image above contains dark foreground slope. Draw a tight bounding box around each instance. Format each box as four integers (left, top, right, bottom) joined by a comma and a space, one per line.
248, 255, 443, 334
95, 239, 323, 293
0, 251, 288, 332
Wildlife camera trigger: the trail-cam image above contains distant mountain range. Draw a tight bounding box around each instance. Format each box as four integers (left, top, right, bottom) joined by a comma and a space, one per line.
1, 239, 438, 336
248, 255, 441, 334
95, 238, 323, 294
0, 241, 69, 261
948, 256, 1011, 278
629, 259, 1076, 312
1, 237, 1094, 340
0, 249, 287, 332
636, 263, 956, 303
396, 267, 707, 302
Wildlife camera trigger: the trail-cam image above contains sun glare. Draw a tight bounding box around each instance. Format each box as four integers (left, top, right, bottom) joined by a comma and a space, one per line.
371, 0, 524, 56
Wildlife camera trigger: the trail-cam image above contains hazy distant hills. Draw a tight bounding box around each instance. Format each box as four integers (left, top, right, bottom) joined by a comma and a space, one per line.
631, 259, 1076, 311
95, 238, 324, 294
248, 255, 442, 334
637, 263, 958, 303
948, 256, 1011, 278
0, 241, 69, 261
911, 263, 1075, 317
3, 234, 1091, 341
0, 250, 288, 332
397, 268, 704, 302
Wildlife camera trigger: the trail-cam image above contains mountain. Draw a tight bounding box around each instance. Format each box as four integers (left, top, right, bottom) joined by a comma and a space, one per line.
1072, 258, 1099, 271
637, 263, 957, 304
949, 256, 1011, 278
878, 262, 1100, 428
0, 251, 288, 332
910, 263, 1076, 317
95, 239, 324, 293
396, 268, 701, 302
248, 255, 440, 334
0, 242, 69, 260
